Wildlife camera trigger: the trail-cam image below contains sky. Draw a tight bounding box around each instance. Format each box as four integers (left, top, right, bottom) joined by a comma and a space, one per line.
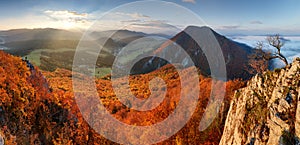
0, 0, 299, 35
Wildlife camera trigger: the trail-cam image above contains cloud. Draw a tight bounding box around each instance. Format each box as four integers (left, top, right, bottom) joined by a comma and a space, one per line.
131, 20, 170, 27
228, 35, 300, 68
130, 13, 150, 19
220, 25, 240, 30
44, 10, 88, 19
44, 10, 91, 24
182, 0, 196, 4
113, 12, 150, 19
128, 20, 179, 35
0, 24, 9, 30
121, 19, 142, 23
43, 10, 92, 29
250, 21, 263, 24
97, 12, 179, 34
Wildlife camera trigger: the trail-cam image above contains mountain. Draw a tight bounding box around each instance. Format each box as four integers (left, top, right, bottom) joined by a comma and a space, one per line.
90, 29, 147, 42
220, 58, 300, 145
0, 28, 81, 42
0, 28, 163, 72
0, 28, 156, 56
0, 27, 257, 80
90, 29, 170, 42
131, 26, 255, 80
0, 28, 81, 56
37, 29, 167, 72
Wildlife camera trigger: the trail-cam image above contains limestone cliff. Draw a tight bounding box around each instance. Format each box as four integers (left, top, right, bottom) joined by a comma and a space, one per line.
220, 58, 300, 145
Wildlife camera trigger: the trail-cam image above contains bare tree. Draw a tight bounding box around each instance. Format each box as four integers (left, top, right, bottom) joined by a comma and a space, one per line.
247, 42, 270, 75
247, 34, 288, 75
266, 34, 288, 66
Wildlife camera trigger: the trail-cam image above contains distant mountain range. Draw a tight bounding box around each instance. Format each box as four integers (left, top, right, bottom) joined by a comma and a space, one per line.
0, 28, 167, 56
0, 28, 81, 42
0, 26, 258, 80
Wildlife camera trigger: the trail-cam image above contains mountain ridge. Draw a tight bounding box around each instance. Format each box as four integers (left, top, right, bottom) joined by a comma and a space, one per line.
131, 26, 255, 80
1, 26, 259, 81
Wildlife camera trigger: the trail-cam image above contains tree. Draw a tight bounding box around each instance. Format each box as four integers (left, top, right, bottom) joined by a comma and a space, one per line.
266, 34, 288, 66
247, 34, 288, 75
247, 42, 270, 75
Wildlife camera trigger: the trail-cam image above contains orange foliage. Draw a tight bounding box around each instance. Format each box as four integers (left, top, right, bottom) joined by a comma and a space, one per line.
0, 51, 245, 144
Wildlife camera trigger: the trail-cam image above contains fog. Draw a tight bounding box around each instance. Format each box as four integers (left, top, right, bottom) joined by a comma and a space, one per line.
229, 35, 300, 68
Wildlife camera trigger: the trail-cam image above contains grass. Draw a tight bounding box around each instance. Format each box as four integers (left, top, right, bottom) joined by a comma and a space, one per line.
94, 67, 112, 78
25, 49, 42, 66
25, 48, 75, 66
24, 47, 114, 79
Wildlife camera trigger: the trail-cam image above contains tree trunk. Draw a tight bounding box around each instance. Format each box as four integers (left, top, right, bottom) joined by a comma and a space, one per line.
279, 53, 289, 66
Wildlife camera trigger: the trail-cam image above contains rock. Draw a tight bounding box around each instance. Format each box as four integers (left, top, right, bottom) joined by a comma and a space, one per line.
220, 58, 300, 145
296, 87, 300, 139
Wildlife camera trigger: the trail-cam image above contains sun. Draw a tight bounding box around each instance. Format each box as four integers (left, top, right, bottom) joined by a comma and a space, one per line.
62, 21, 76, 29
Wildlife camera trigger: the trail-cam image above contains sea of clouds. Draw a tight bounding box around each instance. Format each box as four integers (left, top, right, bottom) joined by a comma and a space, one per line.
229, 35, 300, 68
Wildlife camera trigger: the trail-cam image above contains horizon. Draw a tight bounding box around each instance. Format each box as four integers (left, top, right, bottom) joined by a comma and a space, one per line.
0, 0, 300, 35
1, 26, 300, 37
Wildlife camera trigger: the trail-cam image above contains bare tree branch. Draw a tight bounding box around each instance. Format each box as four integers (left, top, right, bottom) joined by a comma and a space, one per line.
246, 34, 288, 75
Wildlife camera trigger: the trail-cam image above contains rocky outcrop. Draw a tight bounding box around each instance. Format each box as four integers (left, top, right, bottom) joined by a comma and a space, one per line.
220, 58, 300, 145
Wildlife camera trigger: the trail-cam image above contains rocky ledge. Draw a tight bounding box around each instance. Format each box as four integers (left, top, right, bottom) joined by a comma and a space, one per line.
220, 58, 300, 145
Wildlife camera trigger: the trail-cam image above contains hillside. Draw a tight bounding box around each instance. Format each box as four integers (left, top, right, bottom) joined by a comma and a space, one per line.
220, 58, 300, 145
0, 50, 244, 144
2, 45, 299, 144
0, 28, 167, 73
0, 28, 81, 43
131, 26, 255, 80
1, 27, 259, 81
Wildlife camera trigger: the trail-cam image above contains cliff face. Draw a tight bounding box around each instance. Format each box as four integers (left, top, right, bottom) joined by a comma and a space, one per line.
220, 58, 300, 145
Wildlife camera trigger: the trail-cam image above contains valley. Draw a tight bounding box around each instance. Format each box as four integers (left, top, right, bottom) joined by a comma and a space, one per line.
0, 25, 299, 145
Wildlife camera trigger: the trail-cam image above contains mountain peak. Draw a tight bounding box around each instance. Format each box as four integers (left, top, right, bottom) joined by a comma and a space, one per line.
132, 25, 254, 80
184, 25, 213, 31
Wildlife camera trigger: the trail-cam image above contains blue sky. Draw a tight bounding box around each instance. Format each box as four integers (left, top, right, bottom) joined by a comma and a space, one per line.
0, 0, 299, 35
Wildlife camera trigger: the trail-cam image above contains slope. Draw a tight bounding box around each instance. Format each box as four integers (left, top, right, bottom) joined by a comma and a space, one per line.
131, 26, 255, 80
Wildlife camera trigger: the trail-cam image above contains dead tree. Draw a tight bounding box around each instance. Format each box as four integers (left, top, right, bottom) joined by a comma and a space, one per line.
247, 34, 288, 75
247, 42, 270, 75
266, 34, 288, 66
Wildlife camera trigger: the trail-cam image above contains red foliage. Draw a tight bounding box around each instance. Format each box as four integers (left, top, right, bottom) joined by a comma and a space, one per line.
0, 51, 245, 144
